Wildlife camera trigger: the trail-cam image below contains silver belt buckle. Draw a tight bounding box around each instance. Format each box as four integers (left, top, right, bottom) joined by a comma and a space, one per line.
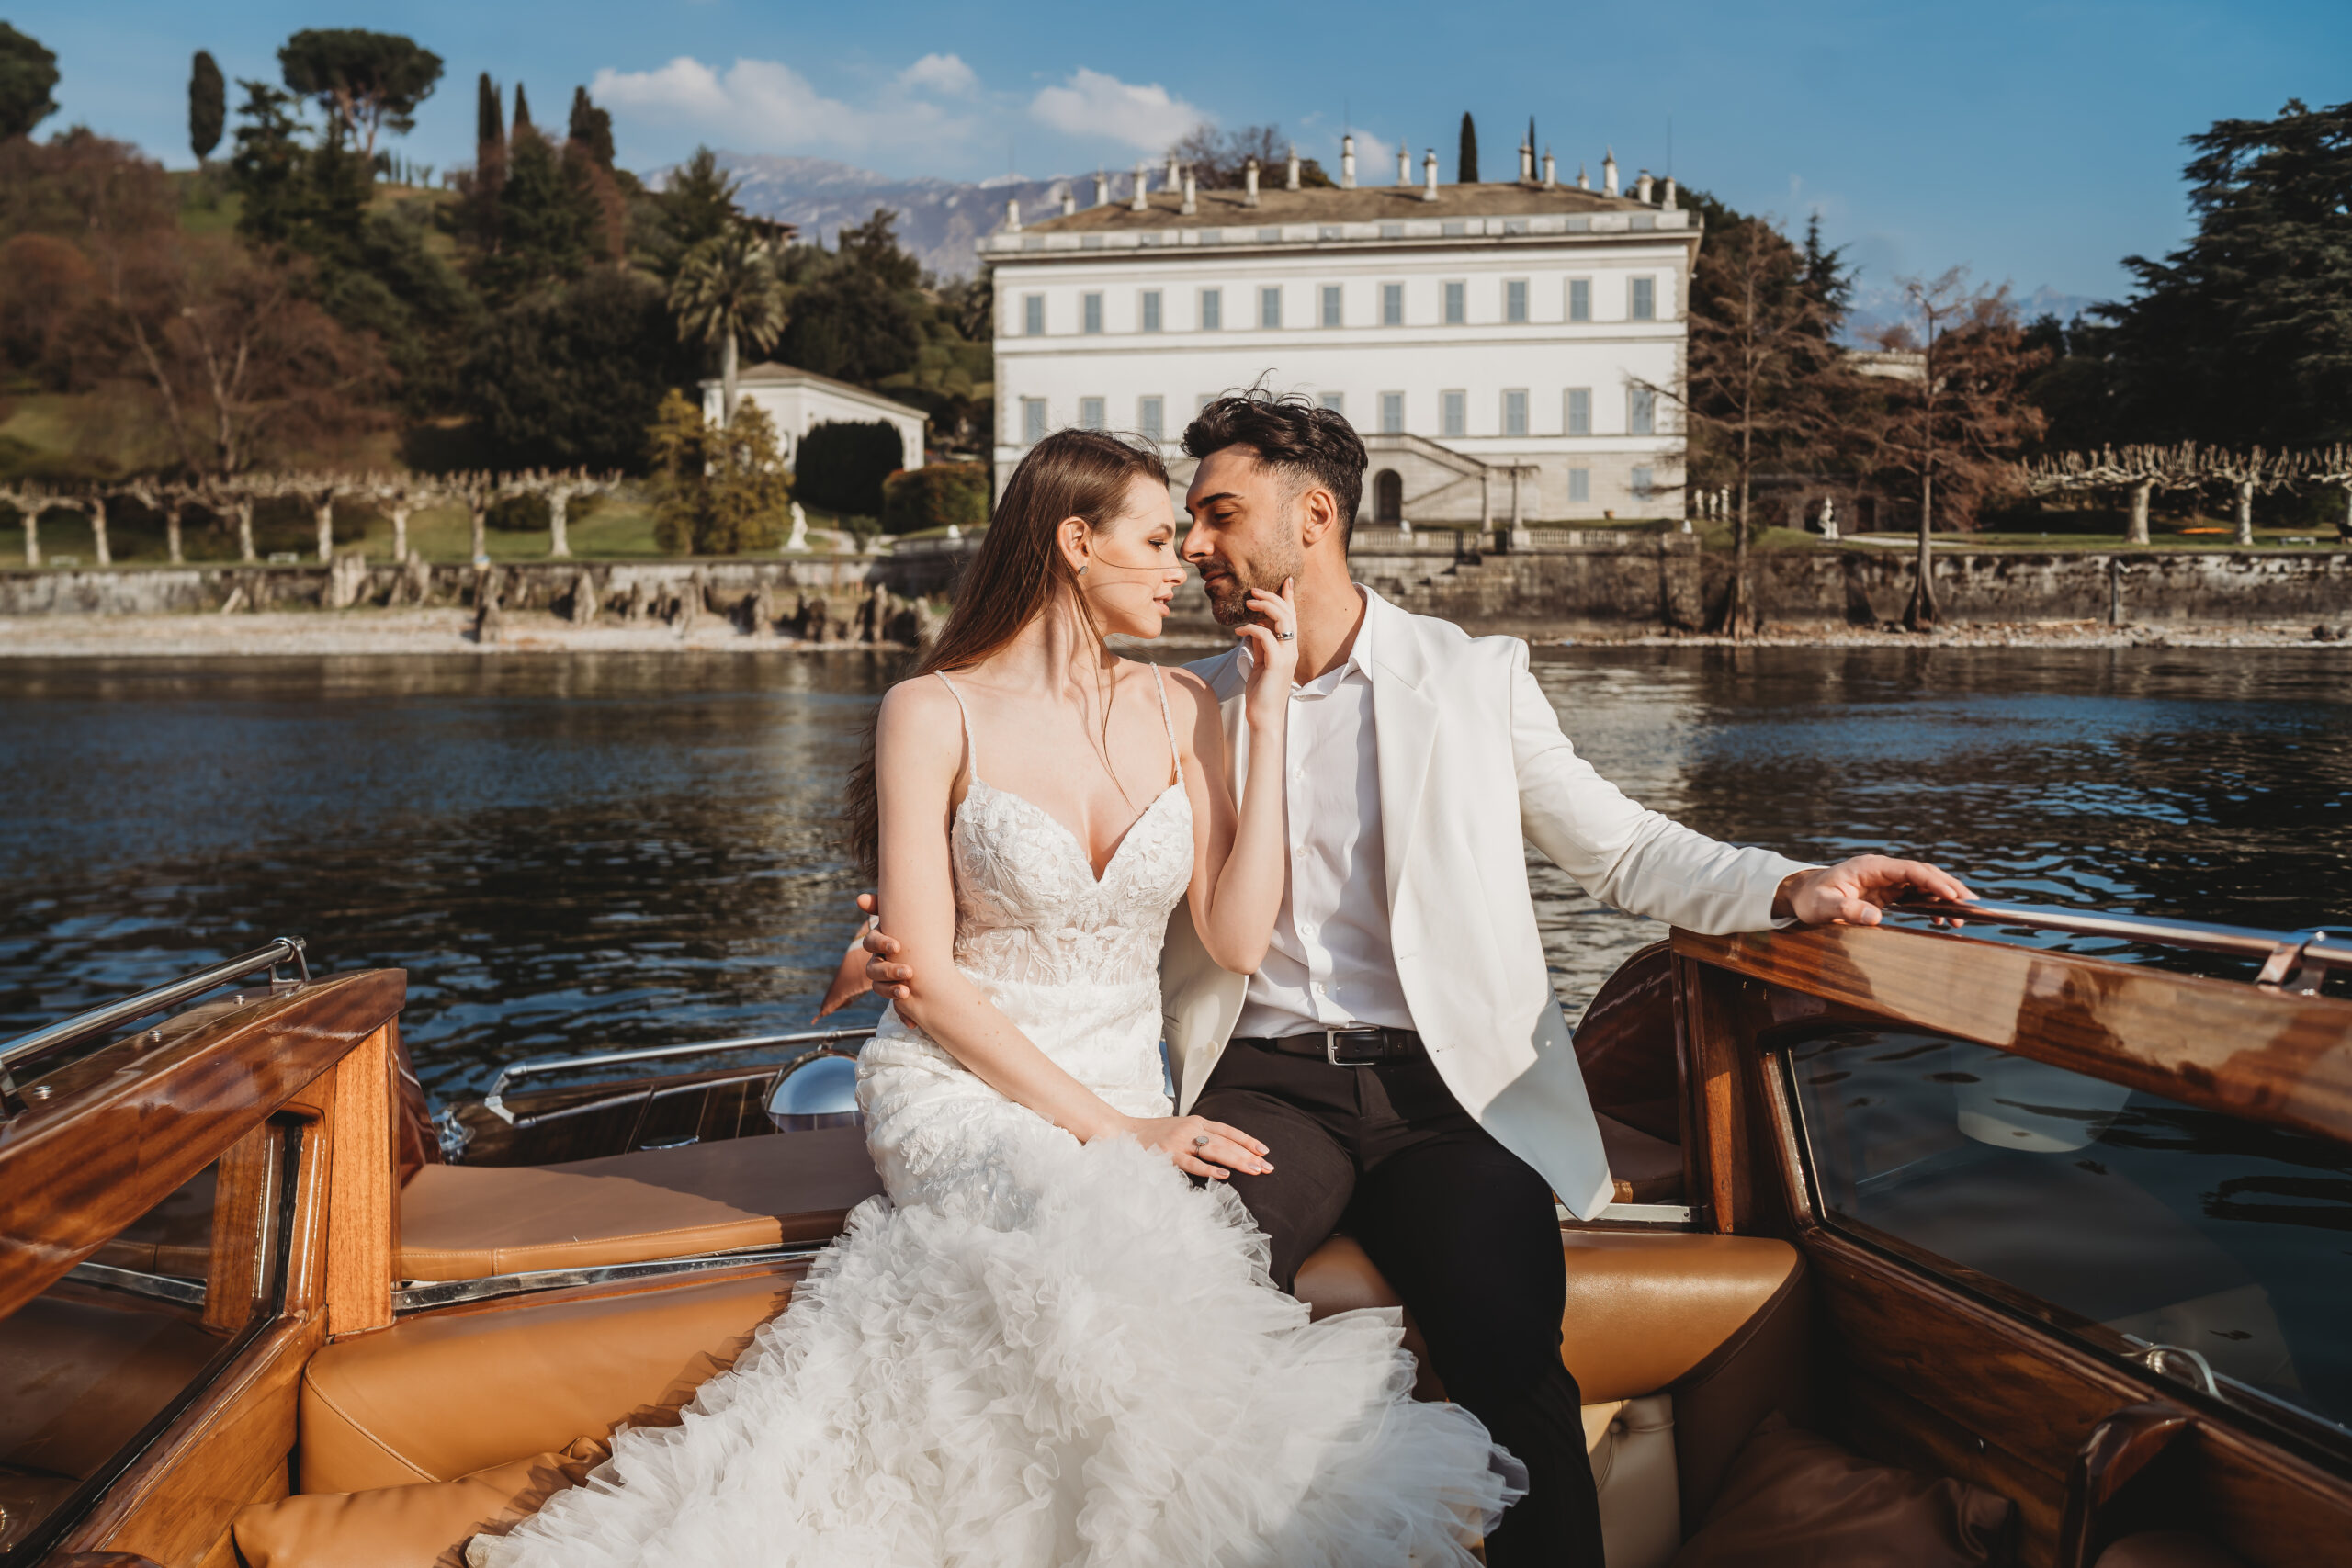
1323, 1029, 1383, 1067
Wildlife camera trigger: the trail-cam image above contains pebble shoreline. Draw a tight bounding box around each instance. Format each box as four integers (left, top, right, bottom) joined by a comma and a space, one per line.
0, 610, 2344, 658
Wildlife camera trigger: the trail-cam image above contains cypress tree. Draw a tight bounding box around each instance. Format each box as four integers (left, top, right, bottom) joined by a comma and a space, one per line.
189, 50, 225, 162
1527, 114, 1536, 172
568, 85, 614, 168
476, 72, 503, 151
513, 83, 533, 134
1457, 112, 1478, 184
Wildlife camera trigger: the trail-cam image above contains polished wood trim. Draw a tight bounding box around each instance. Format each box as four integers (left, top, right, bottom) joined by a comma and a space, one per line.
199, 1124, 275, 1335
1673, 924, 2352, 1141
1676, 957, 1754, 1235
62, 1314, 322, 1567
323, 1024, 397, 1338
2058, 1402, 2193, 1568
0, 970, 406, 1318
1570, 939, 1679, 1142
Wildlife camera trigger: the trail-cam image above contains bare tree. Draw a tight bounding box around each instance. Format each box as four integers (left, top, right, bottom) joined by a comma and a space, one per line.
1865, 270, 2049, 627
1642, 215, 1842, 637
2305, 445, 2352, 543
513, 468, 616, 559
2201, 446, 2295, 547
442, 470, 525, 562
364, 471, 441, 562
2023, 443, 2200, 544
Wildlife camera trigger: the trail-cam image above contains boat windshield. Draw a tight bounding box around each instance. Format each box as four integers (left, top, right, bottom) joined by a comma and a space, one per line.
1786, 1027, 2352, 1441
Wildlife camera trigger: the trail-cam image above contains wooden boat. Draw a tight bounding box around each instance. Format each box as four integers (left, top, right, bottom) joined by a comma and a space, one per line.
6, 903, 2352, 1566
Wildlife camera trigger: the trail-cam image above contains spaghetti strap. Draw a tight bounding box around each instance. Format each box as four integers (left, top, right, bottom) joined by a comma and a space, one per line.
933, 671, 979, 784
1149, 666, 1183, 790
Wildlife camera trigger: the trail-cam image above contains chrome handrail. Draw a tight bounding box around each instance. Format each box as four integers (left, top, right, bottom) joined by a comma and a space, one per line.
480, 1025, 876, 1125
1892, 897, 2352, 993
0, 937, 310, 1114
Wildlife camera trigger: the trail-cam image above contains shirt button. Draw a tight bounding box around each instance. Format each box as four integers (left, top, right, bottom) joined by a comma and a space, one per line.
1312, 983, 1326, 994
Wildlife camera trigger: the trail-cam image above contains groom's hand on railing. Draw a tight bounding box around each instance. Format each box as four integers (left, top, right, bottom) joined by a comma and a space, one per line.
1773, 855, 1975, 927
813, 893, 906, 1020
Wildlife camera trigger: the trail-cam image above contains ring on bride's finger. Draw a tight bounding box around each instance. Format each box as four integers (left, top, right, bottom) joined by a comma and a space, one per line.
1193, 1134, 1212, 1148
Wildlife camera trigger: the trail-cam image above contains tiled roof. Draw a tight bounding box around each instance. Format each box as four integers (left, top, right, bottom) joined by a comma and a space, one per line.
1024, 181, 1657, 232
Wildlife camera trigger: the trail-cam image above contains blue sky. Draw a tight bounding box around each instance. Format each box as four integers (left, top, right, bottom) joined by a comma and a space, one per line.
17, 1, 2349, 301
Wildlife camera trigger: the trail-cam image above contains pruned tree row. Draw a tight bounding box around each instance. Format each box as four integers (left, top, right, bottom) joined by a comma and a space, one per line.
2025, 445, 2350, 546
0, 468, 616, 570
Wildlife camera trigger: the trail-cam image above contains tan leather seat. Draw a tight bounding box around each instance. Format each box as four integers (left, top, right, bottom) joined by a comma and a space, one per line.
298, 1268, 797, 1494
398, 1128, 884, 1280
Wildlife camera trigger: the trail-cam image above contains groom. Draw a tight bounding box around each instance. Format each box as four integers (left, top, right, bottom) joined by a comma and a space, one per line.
865, 389, 1969, 1564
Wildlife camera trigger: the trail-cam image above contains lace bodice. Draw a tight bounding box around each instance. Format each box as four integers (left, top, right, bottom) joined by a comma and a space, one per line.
938, 670, 1194, 990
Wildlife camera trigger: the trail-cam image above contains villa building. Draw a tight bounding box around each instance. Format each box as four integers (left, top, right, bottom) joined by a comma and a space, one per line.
701, 363, 928, 477
981, 141, 1698, 528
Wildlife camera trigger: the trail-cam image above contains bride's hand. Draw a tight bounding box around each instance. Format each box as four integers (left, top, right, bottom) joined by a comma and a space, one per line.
1237, 578, 1298, 728
1106, 1114, 1274, 1180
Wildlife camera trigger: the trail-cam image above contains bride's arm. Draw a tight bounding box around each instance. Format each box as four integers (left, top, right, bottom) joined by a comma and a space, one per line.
874, 681, 1270, 1179
1174, 582, 1298, 975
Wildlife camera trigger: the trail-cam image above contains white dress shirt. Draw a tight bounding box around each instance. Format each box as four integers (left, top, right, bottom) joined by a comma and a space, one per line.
1233, 592, 1417, 1039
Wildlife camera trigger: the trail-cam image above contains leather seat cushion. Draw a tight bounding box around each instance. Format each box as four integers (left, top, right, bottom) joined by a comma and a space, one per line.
2095, 1533, 2249, 1568
235, 1438, 609, 1568
1598, 1113, 1685, 1205
1668, 1414, 2015, 1567
399, 1128, 883, 1280
1291, 1229, 1799, 1405
299, 1269, 795, 1495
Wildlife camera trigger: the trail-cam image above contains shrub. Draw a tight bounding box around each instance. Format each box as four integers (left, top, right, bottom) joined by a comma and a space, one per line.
486, 492, 548, 532
878, 461, 988, 535
794, 420, 904, 517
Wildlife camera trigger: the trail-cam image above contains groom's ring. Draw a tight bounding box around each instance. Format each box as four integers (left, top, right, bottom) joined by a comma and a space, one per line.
1276, 631, 1294, 641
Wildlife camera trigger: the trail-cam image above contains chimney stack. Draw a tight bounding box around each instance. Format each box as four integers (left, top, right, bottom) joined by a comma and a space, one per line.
1286, 144, 1301, 190
1005, 197, 1021, 233
1421, 147, 1439, 202
1166, 152, 1181, 190
1518, 140, 1532, 183
1340, 133, 1356, 189
1602, 149, 1619, 197
1181, 166, 1196, 215
1661, 176, 1678, 210
1060, 184, 1077, 218
1131, 161, 1148, 211
1396, 144, 1410, 186
1635, 168, 1653, 204
1577, 162, 1589, 192
1092, 170, 1107, 207
1244, 156, 1261, 207
1542, 147, 1555, 186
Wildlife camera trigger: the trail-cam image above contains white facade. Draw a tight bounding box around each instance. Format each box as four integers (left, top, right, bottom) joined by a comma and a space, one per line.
986, 182, 1695, 524
701, 364, 928, 475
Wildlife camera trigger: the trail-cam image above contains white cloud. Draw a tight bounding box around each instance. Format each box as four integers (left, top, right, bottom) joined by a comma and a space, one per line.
592, 55, 967, 156
899, 53, 978, 96
1029, 68, 1205, 152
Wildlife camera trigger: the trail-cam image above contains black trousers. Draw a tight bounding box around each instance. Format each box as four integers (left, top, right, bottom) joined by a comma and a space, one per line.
1193, 1042, 1605, 1568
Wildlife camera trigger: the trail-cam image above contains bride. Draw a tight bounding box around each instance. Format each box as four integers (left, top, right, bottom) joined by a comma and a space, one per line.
469, 429, 1523, 1566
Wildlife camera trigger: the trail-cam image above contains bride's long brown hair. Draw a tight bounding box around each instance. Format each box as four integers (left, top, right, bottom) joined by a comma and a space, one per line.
843, 428, 1172, 877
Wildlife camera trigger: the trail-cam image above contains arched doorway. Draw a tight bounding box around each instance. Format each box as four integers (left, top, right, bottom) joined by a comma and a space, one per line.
1374, 468, 1403, 525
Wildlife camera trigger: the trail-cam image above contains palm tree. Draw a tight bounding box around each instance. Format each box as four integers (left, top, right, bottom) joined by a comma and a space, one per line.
670, 227, 787, 427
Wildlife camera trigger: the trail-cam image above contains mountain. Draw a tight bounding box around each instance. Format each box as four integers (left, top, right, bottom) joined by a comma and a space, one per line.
670, 153, 1082, 279
1840, 283, 2108, 345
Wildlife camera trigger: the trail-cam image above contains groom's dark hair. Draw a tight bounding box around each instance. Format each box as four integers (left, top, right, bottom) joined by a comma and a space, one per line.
1183, 385, 1367, 548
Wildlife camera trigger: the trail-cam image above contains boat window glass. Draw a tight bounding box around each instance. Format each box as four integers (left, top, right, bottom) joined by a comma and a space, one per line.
0, 1120, 294, 1560
1788, 1026, 2352, 1438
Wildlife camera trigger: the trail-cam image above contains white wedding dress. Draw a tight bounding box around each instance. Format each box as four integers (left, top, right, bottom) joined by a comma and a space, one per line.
471, 670, 1522, 1567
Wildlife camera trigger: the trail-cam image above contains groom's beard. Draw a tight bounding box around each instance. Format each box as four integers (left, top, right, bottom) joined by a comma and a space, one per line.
1199, 545, 1302, 629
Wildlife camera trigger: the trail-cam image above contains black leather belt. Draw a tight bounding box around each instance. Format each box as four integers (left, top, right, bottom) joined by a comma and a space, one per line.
1238, 1027, 1425, 1067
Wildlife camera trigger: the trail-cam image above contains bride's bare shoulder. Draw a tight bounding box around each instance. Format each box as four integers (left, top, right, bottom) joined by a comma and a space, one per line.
875, 676, 966, 770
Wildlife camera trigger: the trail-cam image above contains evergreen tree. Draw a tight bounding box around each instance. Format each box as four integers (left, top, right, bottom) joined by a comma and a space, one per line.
189, 51, 225, 162
276, 28, 443, 158
568, 85, 614, 169
650, 147, 741, 280
228, 79, 369, 255
466, 268, 691, 470
1799, 211, 1855, 337
0, 21, 60, 141
475, 72, 503, 150
471, 126, 602, 302
1457, 112, 1478, 184
512, 83, 532, 134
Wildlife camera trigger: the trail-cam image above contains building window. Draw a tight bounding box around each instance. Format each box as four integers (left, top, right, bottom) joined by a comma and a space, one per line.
1141, 289, 1162, 333
1568, 278, 1591, 322
1503, 389, 1528, 436
1023, 295, 1046, 336
1630, 386, 1657, 436
1080, 397, 1106, 431
1200, 288, 1222, 331
1082, 292, 1103, 334
1566, 388, 1592, 436
1260, 286, 1283, 329
1382, 282, 1404, 326
1021, 398, 1047, 443
1505, 279, 1528, 323
1442, 280, 1466, 325
1568, 468, 1591, 503
1196, 393, 1217, 413
1631, 276, 1657, 321
1441, 389, 1466, 437
1139, 396, 1165, 440
1319, 391, 1346, 420
1374, 469, 1403, 524
1321, 285, 1343, 327
1379, 391, 1405, 434
1633, 466, 1655, 501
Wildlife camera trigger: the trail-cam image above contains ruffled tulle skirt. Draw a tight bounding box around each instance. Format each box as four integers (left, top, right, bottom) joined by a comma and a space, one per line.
469, 1053, 1521, 1567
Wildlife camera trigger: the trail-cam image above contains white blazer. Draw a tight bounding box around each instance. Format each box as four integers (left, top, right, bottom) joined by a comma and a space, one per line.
1160, 588, 1805, 1218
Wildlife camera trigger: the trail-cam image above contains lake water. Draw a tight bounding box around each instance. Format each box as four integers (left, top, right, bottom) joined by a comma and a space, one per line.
4, 646, 2350, 1100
